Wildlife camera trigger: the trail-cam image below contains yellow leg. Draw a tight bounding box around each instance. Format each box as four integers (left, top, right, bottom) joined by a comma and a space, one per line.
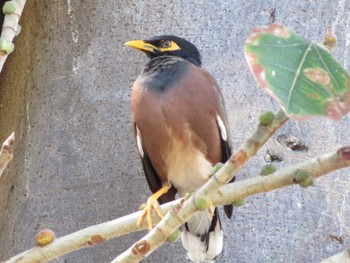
208, 199, 214, 219
137, 183, 172, 231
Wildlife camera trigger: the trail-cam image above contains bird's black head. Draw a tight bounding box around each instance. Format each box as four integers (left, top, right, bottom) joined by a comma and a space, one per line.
125, 35, 202, 67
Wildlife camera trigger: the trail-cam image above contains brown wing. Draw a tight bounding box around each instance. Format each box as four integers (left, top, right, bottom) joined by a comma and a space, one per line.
201, 69, 234, 218
131, 76, 179, 204
215, 117, 234, 218
132, 123, 177, 204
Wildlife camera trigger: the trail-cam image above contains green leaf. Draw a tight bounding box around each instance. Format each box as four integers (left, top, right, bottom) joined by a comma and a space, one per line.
244, 24, 350, 120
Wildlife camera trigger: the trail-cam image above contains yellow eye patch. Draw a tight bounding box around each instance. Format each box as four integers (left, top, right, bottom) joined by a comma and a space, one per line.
159, 41, 181, 52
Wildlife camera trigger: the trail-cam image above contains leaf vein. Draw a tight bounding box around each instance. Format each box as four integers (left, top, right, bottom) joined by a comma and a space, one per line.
286, 43, 312, 111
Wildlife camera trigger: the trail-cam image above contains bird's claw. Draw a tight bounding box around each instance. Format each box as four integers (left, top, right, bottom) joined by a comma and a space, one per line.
137, 183, 171, 231
209, 199, 215, 219
137, 196, 164, 231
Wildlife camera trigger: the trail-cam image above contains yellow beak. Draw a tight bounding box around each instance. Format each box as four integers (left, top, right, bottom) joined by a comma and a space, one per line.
124, 40, 158, 53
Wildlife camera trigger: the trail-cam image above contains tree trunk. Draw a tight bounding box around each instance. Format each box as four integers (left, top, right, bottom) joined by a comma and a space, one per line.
0, 1, 349, 262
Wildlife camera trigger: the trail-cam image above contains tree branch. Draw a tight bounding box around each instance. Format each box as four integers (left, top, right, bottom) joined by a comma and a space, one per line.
4, 110, 350, 263
0, 132, 15, 178
4, 145, 350, 263
0, 0, 27, 72
3, 200, 179, 263
112, 144, 350, 262
214, 146, 350, 205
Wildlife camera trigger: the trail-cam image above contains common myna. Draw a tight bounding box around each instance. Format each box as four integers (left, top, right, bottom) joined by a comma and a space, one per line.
125, 35, 233, 262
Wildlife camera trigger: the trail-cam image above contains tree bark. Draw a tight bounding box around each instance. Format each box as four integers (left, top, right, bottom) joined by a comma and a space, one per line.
0, 1, 349, 262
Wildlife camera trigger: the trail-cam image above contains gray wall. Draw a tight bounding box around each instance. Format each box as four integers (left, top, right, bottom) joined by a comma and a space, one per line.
0, 1, 349, 262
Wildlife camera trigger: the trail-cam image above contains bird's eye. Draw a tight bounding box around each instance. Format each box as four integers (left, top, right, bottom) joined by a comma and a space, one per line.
161, 40, 172, 48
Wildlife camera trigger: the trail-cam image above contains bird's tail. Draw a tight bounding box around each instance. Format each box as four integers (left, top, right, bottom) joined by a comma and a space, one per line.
181, 208, 223, 263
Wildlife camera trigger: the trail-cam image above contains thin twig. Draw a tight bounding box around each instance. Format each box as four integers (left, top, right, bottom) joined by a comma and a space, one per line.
0, 0, 27, 72
112, 145, 350, 262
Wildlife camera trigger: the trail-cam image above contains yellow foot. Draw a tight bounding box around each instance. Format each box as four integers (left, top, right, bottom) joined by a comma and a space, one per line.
208, 199, 215, 219
137, 196, 163, 231
137, 183, 171, 231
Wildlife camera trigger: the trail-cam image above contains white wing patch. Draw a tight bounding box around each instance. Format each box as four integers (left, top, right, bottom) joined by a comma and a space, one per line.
216, 115, 227, 141
135, 126, 144, 157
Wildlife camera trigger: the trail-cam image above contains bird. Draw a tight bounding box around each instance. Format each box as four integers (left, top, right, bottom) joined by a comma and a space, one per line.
125, 35, 233, 262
